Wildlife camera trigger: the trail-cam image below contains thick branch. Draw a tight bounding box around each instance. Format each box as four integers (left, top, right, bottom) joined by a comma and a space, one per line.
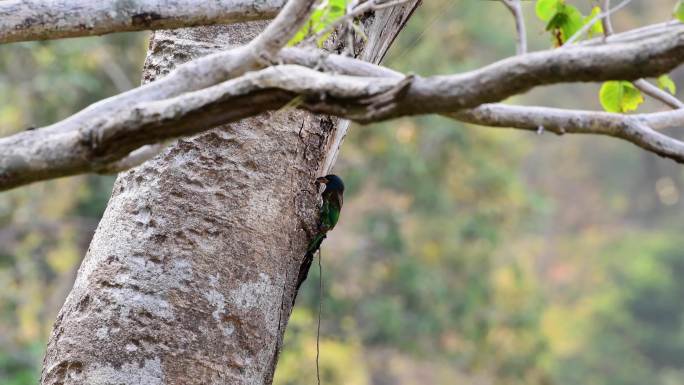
3, 23, 684, 190
583, 21, 679, 46
453, 105, 684, 162
0, 0, 285, 44
410, 26, 684, 115
44, 21, 684, 137
45, 0, 315, 138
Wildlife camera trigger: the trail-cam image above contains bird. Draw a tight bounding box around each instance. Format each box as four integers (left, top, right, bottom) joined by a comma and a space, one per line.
295, 174, 345, 291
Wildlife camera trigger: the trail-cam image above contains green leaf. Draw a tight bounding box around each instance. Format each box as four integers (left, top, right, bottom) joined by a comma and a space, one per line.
288, 0, 349, 46
330, 0, 346, 12
675, 0, 684, 22
545, 12, 569, 32
544, 3, 585, 45
599, 81, 644, 113
536, 0, 561, 21
584, 6, 604, 38
657, 75, 677, 95
559, 4, 585, 41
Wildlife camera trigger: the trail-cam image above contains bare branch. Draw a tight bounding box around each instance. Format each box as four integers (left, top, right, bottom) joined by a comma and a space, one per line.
501, 0, 527, 54
42, 0, 317, 137
633, 79, 684, 109
601, 0, 615, 35
596, 21, 679, 45
40, 17, 682, 146
101, 0, 320, 170
247, 0, 318, 63
379, 27, 684, 117
453, 104, 684, 163
2, 23, 684, 190
564, 0, 632, 46
0, 0, 286, 44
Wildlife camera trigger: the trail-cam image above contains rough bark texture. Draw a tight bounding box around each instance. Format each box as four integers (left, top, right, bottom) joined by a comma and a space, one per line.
40, 4, 418, 385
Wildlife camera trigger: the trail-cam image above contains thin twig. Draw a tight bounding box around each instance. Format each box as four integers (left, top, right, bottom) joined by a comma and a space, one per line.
633, 79, 684, 109
563, 0, 632, 46
500, 0, 527, 54
597, 0, 683, 109
601, 0, 614, 36
316, 248, 323, 385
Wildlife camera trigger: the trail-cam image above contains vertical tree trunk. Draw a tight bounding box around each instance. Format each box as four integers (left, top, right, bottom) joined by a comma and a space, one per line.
41, 5, 418, 385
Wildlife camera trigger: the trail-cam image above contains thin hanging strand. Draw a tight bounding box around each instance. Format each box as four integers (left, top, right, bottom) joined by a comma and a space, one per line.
316, 248, 323, 385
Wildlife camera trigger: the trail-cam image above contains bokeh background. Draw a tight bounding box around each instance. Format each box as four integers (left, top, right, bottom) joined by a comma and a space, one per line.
2, 1, 684, 384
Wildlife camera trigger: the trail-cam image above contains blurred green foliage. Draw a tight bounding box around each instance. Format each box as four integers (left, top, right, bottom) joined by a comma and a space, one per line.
289, 0, 348, 45
0, 32, 148, 383
3, 1, 684, 385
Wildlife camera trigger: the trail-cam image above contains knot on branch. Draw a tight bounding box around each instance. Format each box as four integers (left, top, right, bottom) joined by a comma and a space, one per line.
251, 48, 280, 68
356, 74, 414, 122
79, 125, 104, 155
78, 120, 122, 167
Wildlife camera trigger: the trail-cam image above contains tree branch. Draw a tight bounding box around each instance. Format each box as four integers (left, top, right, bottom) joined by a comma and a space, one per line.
0, 0, 316, 190
583, 21, 679, 46
0, 0, 287, 44
601, 0, 615, 35
633, 79, 684, 109
453, 105, 684, 163
3, 22, 684, 190
563, 0, 632, 46
40, 0, 316, 137
500, 0, 527, 54
2, 0, 399, 54
327, 29, 684, 164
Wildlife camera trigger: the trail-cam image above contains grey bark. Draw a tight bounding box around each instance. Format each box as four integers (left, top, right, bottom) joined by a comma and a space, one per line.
4, 22, 684, 191
40, 4, 418, 385
0, 0, 284, 44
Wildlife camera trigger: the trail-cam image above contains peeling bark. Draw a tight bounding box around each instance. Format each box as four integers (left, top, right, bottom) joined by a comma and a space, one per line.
40, 4, 419, 385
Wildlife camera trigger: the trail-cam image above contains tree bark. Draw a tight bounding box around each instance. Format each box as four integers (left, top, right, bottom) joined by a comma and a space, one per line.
40, 4, 418, 385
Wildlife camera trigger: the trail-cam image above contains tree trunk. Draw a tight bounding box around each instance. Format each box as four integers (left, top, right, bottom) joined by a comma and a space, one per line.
40, 5, 418, 385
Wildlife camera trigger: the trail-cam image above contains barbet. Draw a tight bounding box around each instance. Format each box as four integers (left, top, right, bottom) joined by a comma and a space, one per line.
295, 174, 344, 291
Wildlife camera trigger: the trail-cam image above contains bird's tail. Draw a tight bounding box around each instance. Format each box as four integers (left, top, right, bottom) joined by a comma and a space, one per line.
306, 232, 327, 256
295, 232, 327, 293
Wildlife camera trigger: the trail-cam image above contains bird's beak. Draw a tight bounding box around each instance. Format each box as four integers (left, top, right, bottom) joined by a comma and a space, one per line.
316, 176, 329, 185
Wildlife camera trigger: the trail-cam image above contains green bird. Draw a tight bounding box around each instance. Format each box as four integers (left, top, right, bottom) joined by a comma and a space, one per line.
295, 174, 345, 291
